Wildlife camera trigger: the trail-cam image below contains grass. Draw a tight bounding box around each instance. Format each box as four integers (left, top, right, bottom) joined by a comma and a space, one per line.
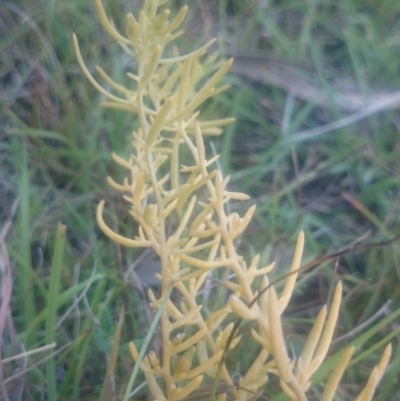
1, 0, 400, 400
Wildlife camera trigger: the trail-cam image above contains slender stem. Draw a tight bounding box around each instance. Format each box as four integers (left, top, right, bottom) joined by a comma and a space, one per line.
136, 11, 173, 391
145, 140, 173, 392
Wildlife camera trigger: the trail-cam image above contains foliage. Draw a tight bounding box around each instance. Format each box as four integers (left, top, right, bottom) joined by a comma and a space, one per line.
1, 0, 400, 400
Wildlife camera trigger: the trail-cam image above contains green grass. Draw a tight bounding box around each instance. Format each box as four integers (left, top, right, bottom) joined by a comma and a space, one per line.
1, 0, 400, 400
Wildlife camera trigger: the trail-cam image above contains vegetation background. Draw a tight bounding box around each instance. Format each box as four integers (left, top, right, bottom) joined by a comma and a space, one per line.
1, 0, 400, 400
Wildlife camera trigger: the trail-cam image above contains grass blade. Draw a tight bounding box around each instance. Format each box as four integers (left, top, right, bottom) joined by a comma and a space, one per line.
45, 223, 67, 401
122, 286, 173, 401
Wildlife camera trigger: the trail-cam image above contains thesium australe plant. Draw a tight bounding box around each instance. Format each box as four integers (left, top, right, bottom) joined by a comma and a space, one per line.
73, 1, 391, 400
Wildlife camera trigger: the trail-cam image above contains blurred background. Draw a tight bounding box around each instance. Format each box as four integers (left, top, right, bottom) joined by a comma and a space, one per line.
1, 0, 400, 400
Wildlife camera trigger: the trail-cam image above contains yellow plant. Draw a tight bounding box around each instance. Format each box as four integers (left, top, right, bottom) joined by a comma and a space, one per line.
73, 1, 391, 400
